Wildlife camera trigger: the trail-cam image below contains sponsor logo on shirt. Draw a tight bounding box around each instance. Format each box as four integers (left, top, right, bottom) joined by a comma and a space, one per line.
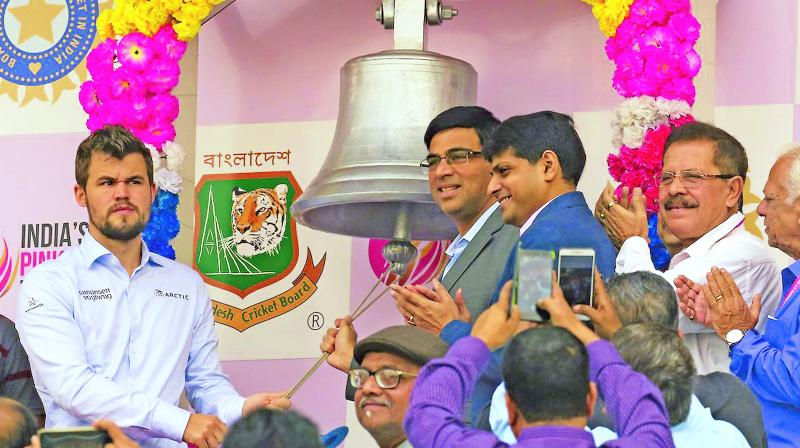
79, 288, 112, 301
154, 289, 189, 301
25, 297, 42, 312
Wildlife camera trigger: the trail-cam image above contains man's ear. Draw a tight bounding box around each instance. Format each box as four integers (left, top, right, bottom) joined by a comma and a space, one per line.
586, 381, 598, 418
540, 150, 561, 182
506, 394, 519, 425
151, 183, 157, 205
74, 184, 87, 208
726, 176, 744, 209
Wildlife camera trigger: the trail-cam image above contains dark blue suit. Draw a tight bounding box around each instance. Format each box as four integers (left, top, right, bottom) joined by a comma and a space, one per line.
493, 190, 617, 301
439, 191, 618, 423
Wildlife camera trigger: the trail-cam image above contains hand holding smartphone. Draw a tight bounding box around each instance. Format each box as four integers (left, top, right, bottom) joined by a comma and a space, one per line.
513, 248, 554, 321
557, 248, 596, 321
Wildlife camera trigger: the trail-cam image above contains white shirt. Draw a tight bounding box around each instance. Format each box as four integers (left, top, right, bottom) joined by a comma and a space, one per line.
17, 233, 245, 447
491, 387, 748, 448
442, 202, 500, 278
518, 196, 559, 236
615, 212, 781, 374
592, 395, 749, 448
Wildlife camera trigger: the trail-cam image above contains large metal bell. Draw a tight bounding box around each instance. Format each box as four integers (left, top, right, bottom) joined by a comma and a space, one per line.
291, 49, 477, 241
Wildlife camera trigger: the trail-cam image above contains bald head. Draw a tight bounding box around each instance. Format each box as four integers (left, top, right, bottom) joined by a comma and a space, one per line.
758, 148, 800, 259
0, 398, 37, 448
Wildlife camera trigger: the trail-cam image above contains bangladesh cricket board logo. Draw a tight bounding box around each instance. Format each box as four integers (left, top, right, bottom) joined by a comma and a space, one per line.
194, 171, 326, 332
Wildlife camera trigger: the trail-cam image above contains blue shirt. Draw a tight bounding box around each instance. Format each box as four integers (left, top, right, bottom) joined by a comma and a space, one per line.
17, 233, 245, 447
730, 259, 800, 448
442, 203, 500, 278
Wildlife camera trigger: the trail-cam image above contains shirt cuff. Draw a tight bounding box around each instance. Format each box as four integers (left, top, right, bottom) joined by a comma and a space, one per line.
448, 336, 492, 368
730, 328, 760, 358
219, 396, 247, 426
616, 236, 650, 273
151, 402, 191, 442
440, 320, 473, 346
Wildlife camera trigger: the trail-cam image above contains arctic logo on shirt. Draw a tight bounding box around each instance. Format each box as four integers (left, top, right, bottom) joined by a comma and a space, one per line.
25, 297, 43, 312
154, 289, 189, 301
79, 288, 112, 301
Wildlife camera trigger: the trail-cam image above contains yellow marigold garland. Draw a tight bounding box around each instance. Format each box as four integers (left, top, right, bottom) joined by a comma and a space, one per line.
581, 0, 636, 37
97, 0, 224, 41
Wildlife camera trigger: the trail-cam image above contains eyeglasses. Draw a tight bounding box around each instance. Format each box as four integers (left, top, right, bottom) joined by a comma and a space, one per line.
658, 170, 738, 186
348, 367, 418, 390
420, 148, 483, 174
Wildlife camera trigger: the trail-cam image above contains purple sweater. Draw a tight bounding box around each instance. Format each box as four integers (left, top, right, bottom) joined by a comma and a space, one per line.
404, 337, 674, 448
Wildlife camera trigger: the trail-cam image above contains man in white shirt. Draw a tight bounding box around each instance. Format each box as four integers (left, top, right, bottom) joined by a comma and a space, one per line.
17, 125, 288, 448
597, 121, 780, 374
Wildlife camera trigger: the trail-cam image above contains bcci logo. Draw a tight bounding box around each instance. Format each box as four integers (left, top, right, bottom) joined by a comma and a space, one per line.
0, 0, 98, 102
194, 171, 326, 332
0, 238, 18, 298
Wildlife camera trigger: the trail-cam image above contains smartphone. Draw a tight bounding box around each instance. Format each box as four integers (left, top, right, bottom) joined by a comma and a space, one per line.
38, 427, 112, 448
557, 248, 595, 321
513, 248, 554, 321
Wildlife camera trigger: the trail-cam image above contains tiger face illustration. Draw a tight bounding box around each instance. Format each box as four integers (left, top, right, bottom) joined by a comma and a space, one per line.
228, 184, 288, 257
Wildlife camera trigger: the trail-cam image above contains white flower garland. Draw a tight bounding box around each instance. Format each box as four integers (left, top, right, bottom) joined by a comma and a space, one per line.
163, 141, 186, 171
154, 167, 183, 194
610, 96, 692, 149
146, 141, 185, 194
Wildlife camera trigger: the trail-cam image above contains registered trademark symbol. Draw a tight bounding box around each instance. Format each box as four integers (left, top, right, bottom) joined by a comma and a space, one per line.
307, 312, 324, 330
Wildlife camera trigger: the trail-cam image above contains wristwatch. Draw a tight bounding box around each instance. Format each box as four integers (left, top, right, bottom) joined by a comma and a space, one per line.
724, 328, 748, 351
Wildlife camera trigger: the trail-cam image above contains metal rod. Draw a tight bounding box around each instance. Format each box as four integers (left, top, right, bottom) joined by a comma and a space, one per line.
284, 269, 395, 399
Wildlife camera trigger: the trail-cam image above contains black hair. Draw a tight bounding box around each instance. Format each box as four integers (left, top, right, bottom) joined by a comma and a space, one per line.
224, 408, 322, 448
75, 125, 154, 189
502, 326, 589, 422
484, 111, 586, 185
424, 106, 501, 149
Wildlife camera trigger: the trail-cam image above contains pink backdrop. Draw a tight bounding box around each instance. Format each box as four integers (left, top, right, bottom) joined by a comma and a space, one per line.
0, 0, 797, 440
195, 0, 799, 435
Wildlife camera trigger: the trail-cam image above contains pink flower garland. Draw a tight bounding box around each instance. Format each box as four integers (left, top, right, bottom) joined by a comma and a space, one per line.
79, 25, 186, 149
607, 113, 693, 213
606, 0, 700, 103
603, 0, 700, 210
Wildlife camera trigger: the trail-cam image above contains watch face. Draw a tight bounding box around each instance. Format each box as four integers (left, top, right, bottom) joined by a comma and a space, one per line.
725, 329, 745, 344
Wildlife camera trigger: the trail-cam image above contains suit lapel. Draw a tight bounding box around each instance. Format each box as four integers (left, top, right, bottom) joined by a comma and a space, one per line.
441, 208, 507, 292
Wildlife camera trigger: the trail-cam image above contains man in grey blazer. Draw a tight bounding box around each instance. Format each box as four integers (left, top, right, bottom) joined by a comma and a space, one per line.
391, 106, 518, 332
320, 106, 519, 404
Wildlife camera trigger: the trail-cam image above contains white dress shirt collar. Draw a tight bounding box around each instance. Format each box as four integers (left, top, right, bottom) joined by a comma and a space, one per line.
671, 212, 745, 267
442, 202, 500, 279
79, 231, 162, 270
445, 202, 499, 257
518, 195, 561, 236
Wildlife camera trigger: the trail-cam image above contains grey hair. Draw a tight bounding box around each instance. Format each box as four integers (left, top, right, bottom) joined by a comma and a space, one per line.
779, 147, 800, 204
612, 323, 695, 425
605, 272, 678, 330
